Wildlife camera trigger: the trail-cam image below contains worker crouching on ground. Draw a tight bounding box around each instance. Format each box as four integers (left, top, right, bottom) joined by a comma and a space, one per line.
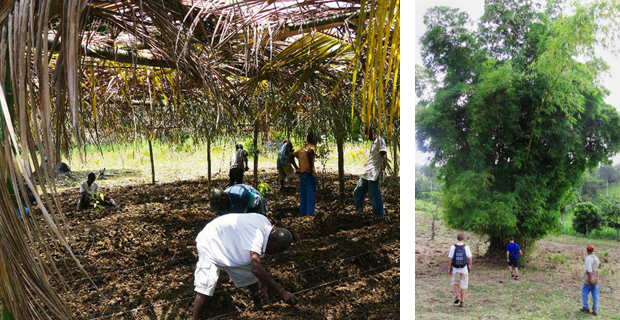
209, 184, 268, 216
192, 213, 297, 319
75, 172, 117, 211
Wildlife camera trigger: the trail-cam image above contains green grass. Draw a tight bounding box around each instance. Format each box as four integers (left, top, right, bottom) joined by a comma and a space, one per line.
59, 138, 376, 190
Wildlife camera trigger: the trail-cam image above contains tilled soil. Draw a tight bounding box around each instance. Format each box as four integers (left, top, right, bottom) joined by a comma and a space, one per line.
44, 172, 399, 319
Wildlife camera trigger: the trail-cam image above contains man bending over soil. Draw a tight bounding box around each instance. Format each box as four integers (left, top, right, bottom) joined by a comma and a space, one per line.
506, 236, 522, 280
192, 213, 297, 319
75, 172, 117, 211
208, 184, 267, 216
448, 233, 472, 308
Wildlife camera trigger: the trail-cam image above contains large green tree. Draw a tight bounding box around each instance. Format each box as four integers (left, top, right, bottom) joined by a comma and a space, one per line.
416, 0, 620, 253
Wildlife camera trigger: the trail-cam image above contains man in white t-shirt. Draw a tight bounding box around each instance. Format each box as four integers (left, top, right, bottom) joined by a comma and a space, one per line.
75, 172, 116, 211
353, 126, 388, 219
229, 143, 249, 186
192, 213, 296, 320
580, 245, 600, 315
447, 233, 472, 308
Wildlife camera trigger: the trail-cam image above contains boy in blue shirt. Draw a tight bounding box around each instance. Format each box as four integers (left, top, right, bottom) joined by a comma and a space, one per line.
506, 236, 523, 280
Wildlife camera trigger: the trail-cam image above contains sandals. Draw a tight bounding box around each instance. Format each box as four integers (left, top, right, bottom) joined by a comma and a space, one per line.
453, 296, 460, 304
514, 276, 519, 281
459, 301, 464, 308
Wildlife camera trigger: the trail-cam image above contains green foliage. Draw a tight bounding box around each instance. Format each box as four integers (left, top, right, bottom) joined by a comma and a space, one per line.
257, 183, 272, 195
572, 202, 603, 235
546, 251, 569, 267
416, 1, 620, 248
600, 197, 620, 236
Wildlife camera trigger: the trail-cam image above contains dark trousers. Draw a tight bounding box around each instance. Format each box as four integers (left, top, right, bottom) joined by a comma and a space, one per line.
229, 168, 244, 186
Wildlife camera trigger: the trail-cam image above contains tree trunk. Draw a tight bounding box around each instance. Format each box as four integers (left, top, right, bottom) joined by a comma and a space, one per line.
606, 179, 609, 197
392, 128, 399, 179
253, 123, 259, 187
486, 236, 522, 258
431, 218, 435, 241
335, 119, 345, 203
207, 134, 212, 191
148, 138, 155, 184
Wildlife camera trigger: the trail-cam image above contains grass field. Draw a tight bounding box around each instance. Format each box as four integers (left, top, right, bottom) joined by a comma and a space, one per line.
415, 210, 620, 320
59, 138, 376, 190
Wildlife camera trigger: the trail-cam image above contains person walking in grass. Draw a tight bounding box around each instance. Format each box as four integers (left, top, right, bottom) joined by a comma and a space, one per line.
292, 132, 317, 216
229, 143, 249, 186
580, 245, 600, 316
276, 140, 298, 192
506, 236, 523, 280
192, 213, 297, 320
209, 184, 267, 216
448, 233, 472, 308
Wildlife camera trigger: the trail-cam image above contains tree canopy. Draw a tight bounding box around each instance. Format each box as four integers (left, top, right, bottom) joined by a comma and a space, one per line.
416, 0, 620, 252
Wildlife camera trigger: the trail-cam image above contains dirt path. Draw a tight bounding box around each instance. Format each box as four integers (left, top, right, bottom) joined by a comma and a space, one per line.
39, 172, 399, 319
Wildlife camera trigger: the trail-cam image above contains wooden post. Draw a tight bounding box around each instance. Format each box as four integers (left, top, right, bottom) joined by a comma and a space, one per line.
335, 118, 345, 203
253, 123, 259, 187
149, 138, 155, 184
207, 134, 212, 190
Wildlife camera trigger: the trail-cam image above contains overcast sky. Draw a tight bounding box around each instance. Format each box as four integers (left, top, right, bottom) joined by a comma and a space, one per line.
414, 0, 620, 166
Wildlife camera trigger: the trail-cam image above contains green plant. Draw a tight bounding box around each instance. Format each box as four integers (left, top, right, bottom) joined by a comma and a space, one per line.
572, 202, 604, 236
257, 183, 272, 195
600, 197, 620, 238
546, 251, 568, 267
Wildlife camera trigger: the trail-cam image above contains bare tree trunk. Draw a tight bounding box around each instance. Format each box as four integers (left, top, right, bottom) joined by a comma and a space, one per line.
149, 138, 155, 184
253, 123, 259, 187
431, 218, 435, 241
207, 134, 212, 190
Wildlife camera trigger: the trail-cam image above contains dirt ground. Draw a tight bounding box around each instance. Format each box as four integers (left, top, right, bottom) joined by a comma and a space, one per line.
39, 171, 400, 319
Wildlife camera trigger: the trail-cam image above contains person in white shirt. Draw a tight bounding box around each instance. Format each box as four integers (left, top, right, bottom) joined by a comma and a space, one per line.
75, 172, 116, 211
229, 143, 249, 186
447, 233, 472, 308
353, 126, 388, 219
192, 213, 297, 320
580, 245, 600, 315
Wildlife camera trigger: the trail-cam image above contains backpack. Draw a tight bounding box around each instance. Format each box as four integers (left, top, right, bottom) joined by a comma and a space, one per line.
508, 243, 519, 259
452, 244, 468, 268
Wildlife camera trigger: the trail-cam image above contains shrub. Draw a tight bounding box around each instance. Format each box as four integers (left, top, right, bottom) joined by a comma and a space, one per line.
572, 202, 603, 236
600, 197, 620, 238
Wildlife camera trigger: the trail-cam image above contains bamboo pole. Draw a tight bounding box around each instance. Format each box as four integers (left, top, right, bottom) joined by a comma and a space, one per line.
253, 122, 259, 187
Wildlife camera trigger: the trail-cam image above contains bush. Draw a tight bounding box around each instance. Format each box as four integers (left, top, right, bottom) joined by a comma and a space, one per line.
572, 202, 604, 235
600, 197, 620, 237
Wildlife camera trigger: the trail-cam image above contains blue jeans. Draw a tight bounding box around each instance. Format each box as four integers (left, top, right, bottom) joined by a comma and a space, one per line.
299, 173, 317, 216
581, 282, 599, 312
354, 178, 384, 218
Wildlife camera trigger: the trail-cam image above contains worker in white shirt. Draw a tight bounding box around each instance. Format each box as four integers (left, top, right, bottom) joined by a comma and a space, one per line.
75, 172, 117, 211
192, 213, 297, 319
